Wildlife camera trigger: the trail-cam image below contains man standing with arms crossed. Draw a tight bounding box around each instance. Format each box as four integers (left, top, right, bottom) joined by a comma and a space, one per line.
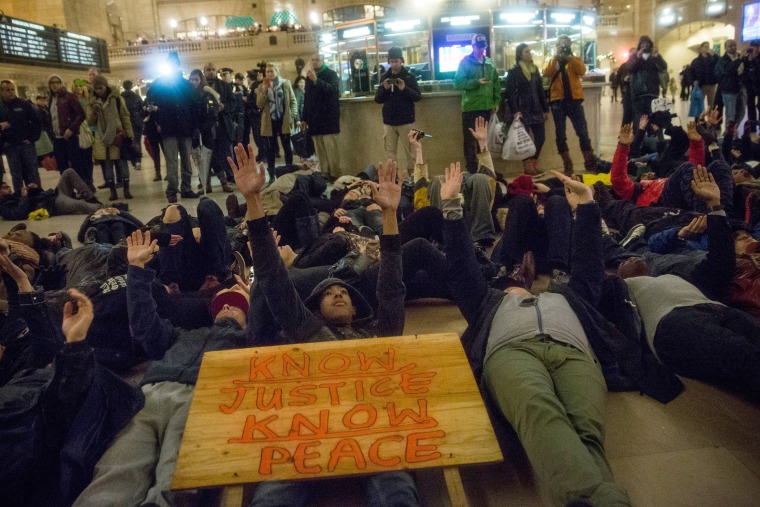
374, 46, 421, 172
455, 34, 501, 173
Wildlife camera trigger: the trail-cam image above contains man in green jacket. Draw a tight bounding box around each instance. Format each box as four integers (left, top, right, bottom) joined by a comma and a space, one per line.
455, 34, 501, 172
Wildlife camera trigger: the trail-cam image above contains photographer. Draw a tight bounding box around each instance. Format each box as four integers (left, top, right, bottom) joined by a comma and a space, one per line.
628, 35, 668, 132
374, 47, 421, 172
543, 35, 595, 175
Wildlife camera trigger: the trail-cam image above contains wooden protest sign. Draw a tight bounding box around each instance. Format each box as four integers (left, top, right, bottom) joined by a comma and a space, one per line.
172, 333, 502, 491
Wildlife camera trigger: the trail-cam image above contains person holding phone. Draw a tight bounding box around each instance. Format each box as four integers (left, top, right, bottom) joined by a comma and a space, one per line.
256, 62, 297, 183
301, 53, 341, 180
374, 46, 421, 173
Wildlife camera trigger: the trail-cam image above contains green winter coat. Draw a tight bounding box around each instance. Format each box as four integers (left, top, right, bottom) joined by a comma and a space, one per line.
454, 54, 502, 112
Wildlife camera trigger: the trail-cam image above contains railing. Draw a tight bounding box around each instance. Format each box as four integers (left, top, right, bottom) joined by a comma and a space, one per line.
597, 12, 634, 32
108, 32, 319, 60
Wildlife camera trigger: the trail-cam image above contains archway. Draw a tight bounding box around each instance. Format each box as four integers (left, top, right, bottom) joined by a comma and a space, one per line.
657, 21, 735, 80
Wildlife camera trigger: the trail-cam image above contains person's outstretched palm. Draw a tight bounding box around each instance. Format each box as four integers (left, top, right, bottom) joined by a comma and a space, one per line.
440, 162, 463, 201
228, 143, 266, 199
691, 165, 721, 206
372, 159, 402, 211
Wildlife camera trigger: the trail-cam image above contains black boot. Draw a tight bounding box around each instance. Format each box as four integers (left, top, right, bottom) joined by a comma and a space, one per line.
153, 170, 162, 182
108, 181, 118, 201
123, 179, 133, 199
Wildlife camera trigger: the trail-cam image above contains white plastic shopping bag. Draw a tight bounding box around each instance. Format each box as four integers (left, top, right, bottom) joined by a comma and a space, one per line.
501, 118, 536, 160
487, 113, 505, 155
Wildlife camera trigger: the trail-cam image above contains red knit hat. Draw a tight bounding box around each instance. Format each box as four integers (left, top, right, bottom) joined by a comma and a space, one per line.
507, 175, 535, 196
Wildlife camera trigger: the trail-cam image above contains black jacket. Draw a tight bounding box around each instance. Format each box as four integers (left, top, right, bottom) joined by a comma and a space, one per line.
374, 66, 421, 126
503, 65, 548, 125
690, 53, 719, 86
0, 98, 42, 145
149, 72, 195, 138
120, 90, 144, 132
443, 201, 682, 403
208, 77, 238, 139
715, 54, 746, 94
303, 65, 341, 135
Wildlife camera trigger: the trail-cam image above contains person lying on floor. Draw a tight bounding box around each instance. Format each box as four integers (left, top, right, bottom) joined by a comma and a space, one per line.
440, 163, 636, 506
230, 144, 420, 506
615, 166, 760, 397
73, 229, 255, 507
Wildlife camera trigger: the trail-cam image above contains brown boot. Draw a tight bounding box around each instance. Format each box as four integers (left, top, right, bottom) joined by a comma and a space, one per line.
582, 150, 596, 172
218, 172, 234, 193
560, 151, 574, 175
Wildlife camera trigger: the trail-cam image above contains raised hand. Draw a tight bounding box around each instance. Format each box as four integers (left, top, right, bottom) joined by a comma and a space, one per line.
686, 121, 701, 142
691, 165, 721, 208
618, 123, 634, 145
468, 116, 488, 146
707, 107, 720, 126
551, 170, 593, 210
371, 160, 402, 212
126, 230, 158, 268
228, 143, 266, 199
638, 114, 649, 131
678, 215, 708, 239
0, 248, 33, 293
62, 289, 94, 343
439, 162, 463, 201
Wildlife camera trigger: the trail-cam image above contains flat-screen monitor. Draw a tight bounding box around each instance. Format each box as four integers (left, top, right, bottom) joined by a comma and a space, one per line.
743, 2, 760, 42
438, 44, 472, 73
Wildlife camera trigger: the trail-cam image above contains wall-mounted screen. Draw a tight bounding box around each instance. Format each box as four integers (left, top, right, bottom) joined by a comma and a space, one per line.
743, 2, 760, 42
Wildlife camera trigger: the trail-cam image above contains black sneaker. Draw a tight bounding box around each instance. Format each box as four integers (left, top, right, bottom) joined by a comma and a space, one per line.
357, 225, 376, 238
181, 190, 200, 199
167, 194, 178, 204
112, 202, 129, 212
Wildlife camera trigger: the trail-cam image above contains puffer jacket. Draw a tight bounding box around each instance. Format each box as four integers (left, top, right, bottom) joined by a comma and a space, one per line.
454, 54, 501, 112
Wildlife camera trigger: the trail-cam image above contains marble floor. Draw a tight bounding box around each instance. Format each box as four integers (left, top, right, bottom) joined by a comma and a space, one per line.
3, 96, 760, 506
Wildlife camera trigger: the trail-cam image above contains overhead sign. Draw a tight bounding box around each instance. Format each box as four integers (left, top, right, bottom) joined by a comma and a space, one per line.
172, 334, 502, 489
496, 10, 542, 25
377, 18, 428, 34
546, 10, 582, 26
0, 15, 109, 71
338, 22, 375, 40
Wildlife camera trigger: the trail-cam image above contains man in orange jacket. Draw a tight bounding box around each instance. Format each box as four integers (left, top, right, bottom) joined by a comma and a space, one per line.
544, 35, 595, 175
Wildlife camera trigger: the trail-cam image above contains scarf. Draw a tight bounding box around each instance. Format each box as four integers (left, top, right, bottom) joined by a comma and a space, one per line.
519, 61, 537, 81
95, 91, 122, 146
267, 77, 284, 122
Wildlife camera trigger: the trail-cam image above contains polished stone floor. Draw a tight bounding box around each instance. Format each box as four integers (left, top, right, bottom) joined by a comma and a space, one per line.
3, 96, 760, 506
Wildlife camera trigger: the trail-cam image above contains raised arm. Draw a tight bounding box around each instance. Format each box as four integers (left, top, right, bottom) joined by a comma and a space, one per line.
550, 171, 604, 305
229, 144, 323, 341
126, 230, 178, 359
686, 121, 705, 166
611, 124, 636, 201
370, 160, 406, 336
440, 163, 492, 324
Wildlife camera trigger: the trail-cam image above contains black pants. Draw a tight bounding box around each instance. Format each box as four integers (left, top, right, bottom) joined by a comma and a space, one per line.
461, 109, 491, 172
399, 206, 445, 246
655, 304, 760, 396
491, 194, 571, 273
157, 197, 231, 291
524, 121, 546, 159
621, 93, 634, 126
551, 100, 592, 153
266, 117, 293, 177
747, 89, 759, 123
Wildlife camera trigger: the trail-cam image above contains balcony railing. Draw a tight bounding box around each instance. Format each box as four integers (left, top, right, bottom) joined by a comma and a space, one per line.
108, 32, 319, 61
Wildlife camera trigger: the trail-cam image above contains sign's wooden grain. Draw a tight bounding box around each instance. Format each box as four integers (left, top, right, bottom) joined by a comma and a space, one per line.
172, 333, 502, 490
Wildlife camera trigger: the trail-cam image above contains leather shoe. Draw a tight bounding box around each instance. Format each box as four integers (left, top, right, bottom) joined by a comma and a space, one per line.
181, 190, 200, 199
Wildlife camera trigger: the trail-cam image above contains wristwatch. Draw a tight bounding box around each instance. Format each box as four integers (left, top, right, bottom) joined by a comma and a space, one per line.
709, 204, 724, 212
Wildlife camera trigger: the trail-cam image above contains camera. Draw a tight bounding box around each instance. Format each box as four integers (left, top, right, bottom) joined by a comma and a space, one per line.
412, 129, 432, 140
389, 78, 399, 85
558, 45, 572, 56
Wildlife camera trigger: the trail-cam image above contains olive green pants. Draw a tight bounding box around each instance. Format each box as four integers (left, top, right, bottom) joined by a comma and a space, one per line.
484, 338, 630, 506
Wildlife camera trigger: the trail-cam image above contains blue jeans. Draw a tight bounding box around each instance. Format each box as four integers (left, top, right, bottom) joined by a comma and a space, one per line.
5, 142, 40, 192
162, 136, 193, 196
550, 100, 592, 153
345, 206, 383, 236
250, 471, 419, 507
722, 91, 746, 124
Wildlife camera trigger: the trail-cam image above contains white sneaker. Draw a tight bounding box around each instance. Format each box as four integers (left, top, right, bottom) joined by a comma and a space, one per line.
619, 224, 646, 248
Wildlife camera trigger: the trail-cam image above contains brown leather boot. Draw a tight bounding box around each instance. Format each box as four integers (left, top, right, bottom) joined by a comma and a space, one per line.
560, 151, 574, 175
218, 172, 234, 193
582, 150, 596, 172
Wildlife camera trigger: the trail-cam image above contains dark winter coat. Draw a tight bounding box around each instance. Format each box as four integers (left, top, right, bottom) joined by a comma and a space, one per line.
303, 65, 341, 135
690, 53, 719, 86
149, 72, 195, 138
0, 97, 42, 145
374, 66, 421, 126
503, 64, 548, 125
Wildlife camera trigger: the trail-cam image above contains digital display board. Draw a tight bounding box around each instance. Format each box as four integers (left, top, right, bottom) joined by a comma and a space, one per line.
0, 15, 109, 71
